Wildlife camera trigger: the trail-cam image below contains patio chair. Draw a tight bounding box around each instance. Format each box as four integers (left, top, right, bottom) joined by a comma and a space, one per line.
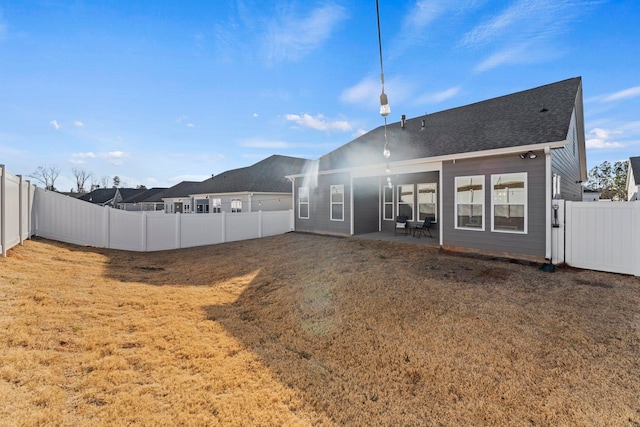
395, 215, 409, 235
413, 218, 432, 238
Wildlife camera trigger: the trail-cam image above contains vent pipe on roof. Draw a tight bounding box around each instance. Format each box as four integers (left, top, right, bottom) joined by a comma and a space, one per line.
401, 114, 406, 129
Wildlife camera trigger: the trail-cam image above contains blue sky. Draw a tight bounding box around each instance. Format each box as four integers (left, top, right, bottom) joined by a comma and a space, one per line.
1, 0, 639, 191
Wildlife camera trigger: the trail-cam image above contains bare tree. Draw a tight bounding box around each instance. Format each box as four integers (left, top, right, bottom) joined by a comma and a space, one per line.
29, 165, 60, 191
112, 175, 121, 188
72, 168, 92, 193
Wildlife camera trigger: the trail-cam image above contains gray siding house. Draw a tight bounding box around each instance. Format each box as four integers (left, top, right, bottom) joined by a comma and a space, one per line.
288, 77, 587, 262
164, 155, 309, 214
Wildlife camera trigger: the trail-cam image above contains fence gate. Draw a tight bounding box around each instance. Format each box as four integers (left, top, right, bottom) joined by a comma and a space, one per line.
564, 201, 640, 276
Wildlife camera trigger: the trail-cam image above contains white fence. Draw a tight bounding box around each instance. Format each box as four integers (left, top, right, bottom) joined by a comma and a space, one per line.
33, 187, 294, 252
564, 201, 640, 276
0, 165, 36, 256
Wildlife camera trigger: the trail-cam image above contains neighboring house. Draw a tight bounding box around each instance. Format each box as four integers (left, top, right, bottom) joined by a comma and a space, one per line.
162, 181, 204, 213
287, 77, 587, 263
626, 156, 640, 201
79, 188, 146, 207
582, 186, 601, 202
164, 155, 309, 214
117, 187, 168, 211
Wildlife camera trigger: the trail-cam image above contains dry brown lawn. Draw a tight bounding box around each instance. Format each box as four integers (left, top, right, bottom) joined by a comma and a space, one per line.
1, 233, 639, 426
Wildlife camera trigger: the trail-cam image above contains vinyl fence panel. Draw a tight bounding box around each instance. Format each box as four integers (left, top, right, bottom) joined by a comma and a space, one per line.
108, 208, 145, 251
1, 165, 36, 256
146, 212, 181, 251
225, 212, 260, 243
565, 201, 640, 276
32, 186, 293, 252
179, 212, 224, 248
34, 188, 107, 248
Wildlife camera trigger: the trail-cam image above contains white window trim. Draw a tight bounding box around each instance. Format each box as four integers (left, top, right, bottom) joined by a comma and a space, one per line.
231, 198, 242, 213
454, 175, 485, 231
417, 182, 438, 223
330, 184, 344, 221
383, 184, 394, 221
491, 172, 528, 234
397, 184, 415, 221
299, 186, 309, 219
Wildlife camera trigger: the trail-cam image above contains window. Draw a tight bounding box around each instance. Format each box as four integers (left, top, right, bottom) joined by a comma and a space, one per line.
231, 198, 242, 213
417, 183, 437, 222
455, 176, 484, 230
383, 185, 394, 220
397, 185, 414, 221
330, 185, 344, 221
211, 199, 221, 213
299, 186, 309, 219
492, 173, 527, 233
195, 199, 209, 214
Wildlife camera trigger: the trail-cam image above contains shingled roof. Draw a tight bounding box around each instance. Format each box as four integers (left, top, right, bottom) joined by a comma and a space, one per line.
120, 187, 168, 204
192, 155, 309, 194
319, 77, 582, 171
161, 181, 205, 199
78, 188, 118, 205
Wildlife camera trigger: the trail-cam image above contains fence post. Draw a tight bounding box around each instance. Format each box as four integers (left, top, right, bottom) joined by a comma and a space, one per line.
176, 212, 181, 249
18, 175, 23, 245
104, 207, 110, 249
258, 210, 263, 238
636, 203, 640, 277
1, 164, 5, 257
221, 211, 226, 243
142, 211, 148, 252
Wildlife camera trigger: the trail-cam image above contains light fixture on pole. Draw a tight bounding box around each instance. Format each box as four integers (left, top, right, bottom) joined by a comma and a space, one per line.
376, 0, 392, 184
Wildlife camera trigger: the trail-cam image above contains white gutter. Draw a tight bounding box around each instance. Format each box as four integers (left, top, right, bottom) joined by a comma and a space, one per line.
545, 146, 552, 261
286, 140, 569, 179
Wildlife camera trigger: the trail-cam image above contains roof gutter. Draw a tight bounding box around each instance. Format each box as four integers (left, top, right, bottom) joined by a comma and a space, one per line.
285, 140, 569, 179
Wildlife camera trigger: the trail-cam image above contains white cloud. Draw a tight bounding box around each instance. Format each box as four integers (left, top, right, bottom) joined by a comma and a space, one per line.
586, 128, 625, 149
72, 152, 97, 159
50, 120, 60, 130
340, 75, 414, 112
602, 86, 640, 102
264, 4, 347, 64
461, 0, 597, 72
186, 123, 196, 128
101, 151, 131, 165
285, 113, 351, 132
74, 121, 84, 127
71, 151, 130, 165
340, 78, 379, 105
252, 113, 259, 118
415, 86, 461, 104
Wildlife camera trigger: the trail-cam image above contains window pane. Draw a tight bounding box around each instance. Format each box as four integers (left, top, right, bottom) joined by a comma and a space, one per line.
331, 204, 343, 220
384, 204, 393, 219
418, 183, 437, 221
457, 204, 482, 228
300, 204, 309, 218
492, 173, 526, 232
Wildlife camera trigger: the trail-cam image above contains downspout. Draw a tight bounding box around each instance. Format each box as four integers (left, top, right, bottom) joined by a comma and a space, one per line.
378, 176, 382, 231
350, 174, 354, 235
290, 178, 295, 231
545, 146, 552, 260
438, 162, 443, 247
